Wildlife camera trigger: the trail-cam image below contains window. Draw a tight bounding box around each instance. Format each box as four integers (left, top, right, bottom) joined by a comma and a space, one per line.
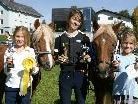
122, 23, 125, 26
1, 19, 3, 24
30, 23, 32, 26
0, 29, 3, 34
1, 10, 3, 14
108, 16, 113, 20
118, 17, 121, 19
98, 17, 100, 20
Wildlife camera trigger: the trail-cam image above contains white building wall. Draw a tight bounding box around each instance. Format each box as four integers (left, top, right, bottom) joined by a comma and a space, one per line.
0, 5, 9, 34
8, 11, 39, 34
97, 12, 133, 28
0, 5, 40, 35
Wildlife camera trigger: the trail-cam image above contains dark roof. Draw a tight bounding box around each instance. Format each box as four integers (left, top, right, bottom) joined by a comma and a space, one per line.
0, 0, 42, 17
96, 9, 131, 19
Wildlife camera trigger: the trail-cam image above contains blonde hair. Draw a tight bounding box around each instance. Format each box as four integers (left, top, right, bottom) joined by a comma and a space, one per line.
13, 26, 30, 47
121, 31, 137, 46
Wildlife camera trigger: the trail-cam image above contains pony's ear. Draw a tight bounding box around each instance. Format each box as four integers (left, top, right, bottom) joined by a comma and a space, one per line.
34, 19, 40, 29
93, 20, 100, 32
112, 21, 123, 33
48, 22, 55, 31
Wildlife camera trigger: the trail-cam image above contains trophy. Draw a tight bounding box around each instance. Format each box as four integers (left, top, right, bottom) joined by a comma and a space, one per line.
79, 43, 90, 63
6, 41, 14, 72
58, 43, 69, 64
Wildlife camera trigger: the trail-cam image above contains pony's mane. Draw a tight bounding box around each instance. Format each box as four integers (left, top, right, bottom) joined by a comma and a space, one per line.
33, 24, 55, 48
93, 24, 117, 42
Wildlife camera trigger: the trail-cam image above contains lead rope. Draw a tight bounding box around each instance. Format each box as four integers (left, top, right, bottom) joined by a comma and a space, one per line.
30, 77, 32, 102
113, 40, 120, 61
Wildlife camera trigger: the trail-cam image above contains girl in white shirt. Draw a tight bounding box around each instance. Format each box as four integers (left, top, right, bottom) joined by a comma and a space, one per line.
112, 30, 138, 104
4, 26, 39, 104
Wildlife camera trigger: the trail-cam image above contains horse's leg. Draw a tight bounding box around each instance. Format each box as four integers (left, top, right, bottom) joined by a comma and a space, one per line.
89, 70, 103, 104
103, 79, 113, 104
0, 71, 6, 104
92, 78, 104, 104
32, 69, 41, 96
103, 92, 112, 104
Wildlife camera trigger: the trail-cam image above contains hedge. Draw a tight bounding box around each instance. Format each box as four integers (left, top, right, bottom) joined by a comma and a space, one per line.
0, 35, 8, 41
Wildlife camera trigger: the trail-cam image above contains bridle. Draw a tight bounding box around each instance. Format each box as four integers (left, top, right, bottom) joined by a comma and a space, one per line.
32, 24, 54, 69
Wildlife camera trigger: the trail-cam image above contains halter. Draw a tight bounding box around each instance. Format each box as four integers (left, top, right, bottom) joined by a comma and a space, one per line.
35, 51, 52, 55
32, 24, 54, 69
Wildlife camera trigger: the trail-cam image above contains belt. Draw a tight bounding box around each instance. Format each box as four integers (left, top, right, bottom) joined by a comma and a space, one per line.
61, 69, 85, 72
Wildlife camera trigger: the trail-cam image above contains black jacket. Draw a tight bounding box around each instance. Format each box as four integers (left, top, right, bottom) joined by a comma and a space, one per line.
54, 32, 91, 70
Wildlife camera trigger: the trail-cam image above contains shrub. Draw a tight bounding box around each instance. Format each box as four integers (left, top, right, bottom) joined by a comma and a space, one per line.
0, 35, 7, 41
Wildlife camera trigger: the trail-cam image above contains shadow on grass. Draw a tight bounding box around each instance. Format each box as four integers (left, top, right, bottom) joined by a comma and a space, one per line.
54, 99, 76, 104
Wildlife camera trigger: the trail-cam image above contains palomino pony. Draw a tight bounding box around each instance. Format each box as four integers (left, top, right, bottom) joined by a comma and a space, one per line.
31, 20, 55, 94
32, 23, 55, 69
89, 23, 121, 104
0, 44, 8, 104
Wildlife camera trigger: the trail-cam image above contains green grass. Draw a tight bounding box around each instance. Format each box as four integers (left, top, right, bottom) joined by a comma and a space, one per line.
31, 65, 95, 104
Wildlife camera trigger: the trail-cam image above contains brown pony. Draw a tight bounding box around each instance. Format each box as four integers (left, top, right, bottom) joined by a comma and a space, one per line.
0, 44, 8, 104
89, 23, 122, 104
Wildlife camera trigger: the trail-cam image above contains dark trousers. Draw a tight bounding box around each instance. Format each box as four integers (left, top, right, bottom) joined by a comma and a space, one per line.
59, 70, 89, 104
5, 86, 31, 104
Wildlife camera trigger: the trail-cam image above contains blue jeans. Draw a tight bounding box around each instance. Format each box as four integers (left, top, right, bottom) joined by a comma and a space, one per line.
59, 70, 89, 104
5, 86, 31, 104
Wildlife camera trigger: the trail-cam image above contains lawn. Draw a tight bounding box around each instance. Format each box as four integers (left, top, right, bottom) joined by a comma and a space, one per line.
31, 65, 95, 104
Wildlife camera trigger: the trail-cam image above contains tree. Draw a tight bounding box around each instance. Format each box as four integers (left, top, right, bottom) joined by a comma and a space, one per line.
132, 6, 138, 40
118, 10, 131, 18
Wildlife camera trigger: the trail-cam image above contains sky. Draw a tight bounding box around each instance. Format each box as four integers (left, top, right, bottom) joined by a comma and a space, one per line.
15, 0, 138, 23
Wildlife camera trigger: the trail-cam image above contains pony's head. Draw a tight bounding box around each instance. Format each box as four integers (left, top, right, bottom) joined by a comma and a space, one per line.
92, 22, 122, 78
32, 20, 55, 70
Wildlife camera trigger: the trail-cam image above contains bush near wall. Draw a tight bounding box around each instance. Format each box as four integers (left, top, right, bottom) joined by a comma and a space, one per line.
0, 35, 7, 41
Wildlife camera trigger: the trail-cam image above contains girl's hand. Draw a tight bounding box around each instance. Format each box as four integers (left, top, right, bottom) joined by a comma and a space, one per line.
80, 54, 91, 63
111, 60, 120, 72
58, 55, 69, 63
6, 57, 13, 64
134, 62, 138, 71
83, 54, 91, 62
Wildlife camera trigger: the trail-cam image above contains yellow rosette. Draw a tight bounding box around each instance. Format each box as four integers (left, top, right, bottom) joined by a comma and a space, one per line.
20, 57, 36, 96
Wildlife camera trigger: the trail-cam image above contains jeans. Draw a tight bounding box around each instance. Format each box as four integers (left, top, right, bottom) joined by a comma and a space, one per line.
59, 70, 89, 104
5, 86, 31, 104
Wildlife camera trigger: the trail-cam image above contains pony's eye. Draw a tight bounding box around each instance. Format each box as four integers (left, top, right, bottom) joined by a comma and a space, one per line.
112, 43, 116, 47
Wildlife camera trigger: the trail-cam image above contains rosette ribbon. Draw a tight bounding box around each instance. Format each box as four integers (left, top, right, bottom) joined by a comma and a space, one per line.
20, 57, 36, 96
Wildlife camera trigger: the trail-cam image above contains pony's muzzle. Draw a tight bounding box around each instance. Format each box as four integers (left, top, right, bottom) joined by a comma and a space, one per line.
45, 61, 51, 69
98, 62, 110, 78
40, 61, 50, 69
98, 62, 110, 71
